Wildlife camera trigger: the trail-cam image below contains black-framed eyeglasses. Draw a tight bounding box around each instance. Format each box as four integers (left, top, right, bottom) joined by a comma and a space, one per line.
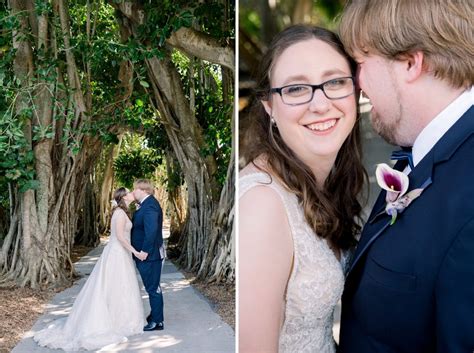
269, 76, 355, 106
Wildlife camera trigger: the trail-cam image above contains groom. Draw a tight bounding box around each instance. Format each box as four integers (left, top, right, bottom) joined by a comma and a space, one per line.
338, 1, 474, 352
131, 179, 165, 331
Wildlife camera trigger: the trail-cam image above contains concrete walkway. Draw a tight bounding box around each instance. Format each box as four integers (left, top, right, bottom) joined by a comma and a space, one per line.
13, 238, 235, 353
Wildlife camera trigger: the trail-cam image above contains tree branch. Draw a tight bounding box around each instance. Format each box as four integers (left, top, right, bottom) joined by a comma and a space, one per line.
108, 1, 234, 71
167, 27, 234, 72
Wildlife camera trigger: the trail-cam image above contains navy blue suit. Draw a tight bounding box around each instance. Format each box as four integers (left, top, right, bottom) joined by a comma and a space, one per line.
339, 106, 474, 353
131, 195, 164, 323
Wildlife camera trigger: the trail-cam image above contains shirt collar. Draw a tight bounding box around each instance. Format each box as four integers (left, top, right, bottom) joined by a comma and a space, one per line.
140, 194, 151, 204
412, 86, 474, 167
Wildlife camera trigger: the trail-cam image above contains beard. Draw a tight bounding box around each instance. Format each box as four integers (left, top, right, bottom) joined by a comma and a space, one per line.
370, 108, 401, 145
368, 78, 413, 146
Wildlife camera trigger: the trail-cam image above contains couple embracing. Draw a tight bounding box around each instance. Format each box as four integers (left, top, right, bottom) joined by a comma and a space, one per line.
239, 0, 473, 352
34, 179, 165, 351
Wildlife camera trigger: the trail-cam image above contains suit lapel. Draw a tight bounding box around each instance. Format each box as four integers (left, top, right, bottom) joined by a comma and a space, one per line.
367, 159, 408, 225
348, 106, 474, 276
349, 156, 434, 274
140, 195, 154, 209
133, 197, 148, 221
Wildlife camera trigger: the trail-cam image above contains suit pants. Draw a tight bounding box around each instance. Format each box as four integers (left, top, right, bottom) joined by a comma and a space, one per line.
136, 259, 164, 322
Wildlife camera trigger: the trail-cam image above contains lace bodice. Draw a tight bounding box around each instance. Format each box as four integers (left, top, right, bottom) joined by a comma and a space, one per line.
240, 172, 349, 353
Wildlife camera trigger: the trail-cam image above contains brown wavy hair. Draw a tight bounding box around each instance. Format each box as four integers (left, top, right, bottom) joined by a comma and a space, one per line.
111, 187, 130, 218
242, 25, 367, 251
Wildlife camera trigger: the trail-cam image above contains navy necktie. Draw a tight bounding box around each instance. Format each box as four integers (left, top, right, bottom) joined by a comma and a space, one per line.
391, 147, 414, 170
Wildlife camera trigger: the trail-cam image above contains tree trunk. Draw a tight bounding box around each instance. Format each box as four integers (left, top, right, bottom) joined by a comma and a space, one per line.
292, 0, 313, 24
112, 2, 235, 281
165, 148, 187, 250
198, 64, 235, 283
0, 205, 9, 244
75, 176, 99, 247
197, 1, 235, 283
197, 151, 235, 283
98, 139, 122, 234
145, 53, 216, 272
0, 0, 103, 288
258, 0, 279, 44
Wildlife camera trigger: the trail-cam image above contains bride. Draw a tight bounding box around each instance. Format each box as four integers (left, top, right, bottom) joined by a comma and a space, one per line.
239, 25, 366, 352
34, 187, 145, 351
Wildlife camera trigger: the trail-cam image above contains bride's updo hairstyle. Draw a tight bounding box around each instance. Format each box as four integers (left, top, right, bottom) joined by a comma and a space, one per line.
112, 187, 129, 215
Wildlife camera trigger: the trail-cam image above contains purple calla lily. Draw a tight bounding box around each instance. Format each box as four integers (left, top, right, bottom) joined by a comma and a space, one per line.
375, 163, 409, 202
375, 163, 427, 225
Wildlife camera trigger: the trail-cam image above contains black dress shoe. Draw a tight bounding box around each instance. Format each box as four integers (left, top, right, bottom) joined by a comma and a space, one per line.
146, 314, 152, 323
143, 321, 164, 331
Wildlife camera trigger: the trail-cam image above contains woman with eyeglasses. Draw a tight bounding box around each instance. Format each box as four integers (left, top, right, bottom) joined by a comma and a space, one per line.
239, 25, 367, 353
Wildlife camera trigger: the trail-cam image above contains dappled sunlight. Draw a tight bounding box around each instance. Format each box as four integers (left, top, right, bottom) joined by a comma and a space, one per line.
38, 305, 70, 319
140, 278, 190, 299
142, 334, 182, 348
75, 255, 101, 271
206, 324, 227, 331
162, 279, 191, 293
98, 334, 182, 352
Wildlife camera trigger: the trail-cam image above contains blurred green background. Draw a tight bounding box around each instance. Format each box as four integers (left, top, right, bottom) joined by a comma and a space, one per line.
239, 0, 346, 110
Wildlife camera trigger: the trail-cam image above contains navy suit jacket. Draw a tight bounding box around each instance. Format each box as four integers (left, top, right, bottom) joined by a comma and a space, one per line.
339, 106, 474, 353
131, 195, 164, 262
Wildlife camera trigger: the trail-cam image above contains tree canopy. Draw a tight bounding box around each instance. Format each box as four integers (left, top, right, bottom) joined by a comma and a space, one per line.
0, 0, 235, 288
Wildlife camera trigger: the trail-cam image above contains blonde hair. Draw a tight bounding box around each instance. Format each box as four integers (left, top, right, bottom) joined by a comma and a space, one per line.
134, 179, 154, 195
339, 0, 474, 89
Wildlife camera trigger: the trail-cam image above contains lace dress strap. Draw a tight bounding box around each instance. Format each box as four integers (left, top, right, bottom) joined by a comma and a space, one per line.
239, 172, 301, 237
239, 171, 302, 291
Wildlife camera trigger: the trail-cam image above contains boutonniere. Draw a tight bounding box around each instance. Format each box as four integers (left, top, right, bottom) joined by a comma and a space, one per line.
375, 163, 426, 225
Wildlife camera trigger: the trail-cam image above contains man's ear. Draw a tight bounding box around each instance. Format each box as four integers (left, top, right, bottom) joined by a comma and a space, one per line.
404, 51, 424, 83
261, 99, 272, 117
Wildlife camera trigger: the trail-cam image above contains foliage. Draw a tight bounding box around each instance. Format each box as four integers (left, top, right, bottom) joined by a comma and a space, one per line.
194, 1, 234, 39
136, 0, 234, 46
113, 134, 162, 189
0, 2, 124, 192
0, 179, 10, 210
171, 50, 233, 186
240, 0, 345, 45
0, 0, 233, 194
0, 8, 38, 193
112, 0, 234, 189
144, 119, 183, 192
0, 113, 38, 193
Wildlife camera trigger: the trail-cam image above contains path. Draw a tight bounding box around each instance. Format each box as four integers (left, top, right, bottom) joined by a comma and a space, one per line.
13, 228, 235, 353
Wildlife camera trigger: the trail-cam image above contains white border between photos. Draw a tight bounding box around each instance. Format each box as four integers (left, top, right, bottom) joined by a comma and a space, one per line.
234, 1, 240, 351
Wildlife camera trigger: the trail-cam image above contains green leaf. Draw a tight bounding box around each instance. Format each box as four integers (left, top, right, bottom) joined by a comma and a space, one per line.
139, 80, 149, 88
6, 169, 21, 180
0, 160, 17, 168
19, 179, 40, 193
72, 146, 81, 155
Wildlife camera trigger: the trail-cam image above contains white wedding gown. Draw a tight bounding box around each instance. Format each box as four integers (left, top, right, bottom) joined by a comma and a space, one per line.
240, 172, 350, 353
34, 209, 144, 351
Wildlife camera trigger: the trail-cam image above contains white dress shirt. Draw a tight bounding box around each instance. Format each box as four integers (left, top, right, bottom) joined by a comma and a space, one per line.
139, 194, 151, 204
412, 86, 474, 167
